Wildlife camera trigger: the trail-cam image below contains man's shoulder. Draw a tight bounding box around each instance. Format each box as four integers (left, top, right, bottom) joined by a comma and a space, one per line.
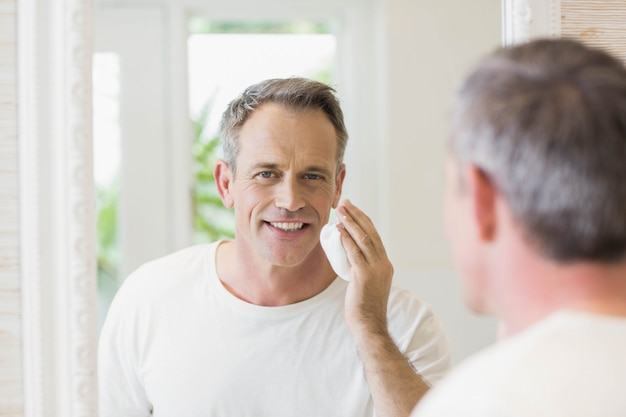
411, 339, 529, 417
386, 285, 449, 347
387, 285, 436, 323
413, 313, 626, 416
134, 242, 218, 275
415, 315, 591, 406
119, 242, 220, 298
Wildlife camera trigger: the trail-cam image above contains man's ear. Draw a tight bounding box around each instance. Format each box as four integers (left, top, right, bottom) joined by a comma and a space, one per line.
214, 159, 234, 208
466, 165, 497, 241
331, 164, 347, 208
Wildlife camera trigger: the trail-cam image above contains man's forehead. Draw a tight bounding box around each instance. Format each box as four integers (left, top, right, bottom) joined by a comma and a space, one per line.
242, 152, 335, 173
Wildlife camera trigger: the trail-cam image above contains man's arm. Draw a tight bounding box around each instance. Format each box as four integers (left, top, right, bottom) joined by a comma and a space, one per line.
349, 318, 432, 417
336, 200, 433, 417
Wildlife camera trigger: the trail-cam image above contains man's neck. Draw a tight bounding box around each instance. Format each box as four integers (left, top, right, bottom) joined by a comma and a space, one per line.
215, 240, 337, 306
498, 258, 626, 338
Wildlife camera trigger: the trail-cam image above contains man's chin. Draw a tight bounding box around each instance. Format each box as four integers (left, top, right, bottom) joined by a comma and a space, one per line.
464, 294, 491, 316
264, 251, 308, 269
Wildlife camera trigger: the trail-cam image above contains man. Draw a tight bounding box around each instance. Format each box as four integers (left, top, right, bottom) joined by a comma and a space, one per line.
99, 77, 451, 417
412, 38, 626, 416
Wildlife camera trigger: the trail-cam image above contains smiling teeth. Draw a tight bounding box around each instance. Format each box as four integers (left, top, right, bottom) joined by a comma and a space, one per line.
270, 222, 304, 231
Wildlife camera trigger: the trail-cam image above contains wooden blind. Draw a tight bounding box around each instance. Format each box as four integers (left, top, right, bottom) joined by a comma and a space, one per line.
561, 0, 626, 63
0, 0, 23, 416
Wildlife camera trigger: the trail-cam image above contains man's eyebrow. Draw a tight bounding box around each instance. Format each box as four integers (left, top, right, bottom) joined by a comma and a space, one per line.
248, 162, 334, 178
302, 165, 333, 177
249, 162, 280, 171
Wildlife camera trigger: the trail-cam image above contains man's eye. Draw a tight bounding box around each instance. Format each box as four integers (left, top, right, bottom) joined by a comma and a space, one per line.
304, 174, 322, 180
258, 171, 273, 179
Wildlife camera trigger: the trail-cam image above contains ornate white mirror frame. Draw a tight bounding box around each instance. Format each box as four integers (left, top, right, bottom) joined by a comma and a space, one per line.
502, 0, 561, 45
18, 0, 98, 415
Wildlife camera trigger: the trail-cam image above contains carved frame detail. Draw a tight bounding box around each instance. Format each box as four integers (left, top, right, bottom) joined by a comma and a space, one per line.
19, 0, 98, 415
502, 0, 562, 45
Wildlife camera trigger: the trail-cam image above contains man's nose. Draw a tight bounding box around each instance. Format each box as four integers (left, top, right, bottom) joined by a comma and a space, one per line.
274, 178, 306, 212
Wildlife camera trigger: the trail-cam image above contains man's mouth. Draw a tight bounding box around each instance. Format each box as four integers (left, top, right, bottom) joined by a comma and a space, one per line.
269, 222, 305, 232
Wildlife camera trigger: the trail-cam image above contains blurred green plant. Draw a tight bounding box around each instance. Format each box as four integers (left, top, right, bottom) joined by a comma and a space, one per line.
192, 99, 236, 243
96, 179, 121, 301
189, 19, 330, 35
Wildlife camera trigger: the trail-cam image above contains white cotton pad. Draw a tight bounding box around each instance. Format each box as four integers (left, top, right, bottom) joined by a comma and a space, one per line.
320, 223, 351, 281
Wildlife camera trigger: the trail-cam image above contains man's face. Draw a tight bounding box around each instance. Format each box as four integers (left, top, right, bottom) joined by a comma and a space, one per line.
444, 155, 491, 314
224, 103, 345, 269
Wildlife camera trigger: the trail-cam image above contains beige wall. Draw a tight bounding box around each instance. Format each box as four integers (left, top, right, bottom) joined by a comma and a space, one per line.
383, 0, 502, 362
0, 0, 23, 415
387, 0, 500, 269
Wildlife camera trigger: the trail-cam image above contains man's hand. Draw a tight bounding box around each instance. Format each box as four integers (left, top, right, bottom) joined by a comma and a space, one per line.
336, 199, 394, 333
336, 199, 430, 417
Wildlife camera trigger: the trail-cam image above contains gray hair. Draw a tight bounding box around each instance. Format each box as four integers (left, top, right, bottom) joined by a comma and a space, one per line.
218, 77, 348, 176
451, 38, 626, 262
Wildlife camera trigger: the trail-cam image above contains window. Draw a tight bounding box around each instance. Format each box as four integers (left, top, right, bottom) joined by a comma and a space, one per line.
187, 20, 337, 242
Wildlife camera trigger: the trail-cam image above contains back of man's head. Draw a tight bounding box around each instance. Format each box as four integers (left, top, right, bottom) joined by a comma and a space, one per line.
451, 38, 626, 263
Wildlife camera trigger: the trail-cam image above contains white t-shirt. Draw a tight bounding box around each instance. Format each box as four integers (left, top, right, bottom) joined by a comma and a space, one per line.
98, 242, 452, 417
412, 310, 626, 417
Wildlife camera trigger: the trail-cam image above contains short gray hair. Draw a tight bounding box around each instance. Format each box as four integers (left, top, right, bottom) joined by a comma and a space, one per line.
218, 77, 348, 176
451, 38, 626, 262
